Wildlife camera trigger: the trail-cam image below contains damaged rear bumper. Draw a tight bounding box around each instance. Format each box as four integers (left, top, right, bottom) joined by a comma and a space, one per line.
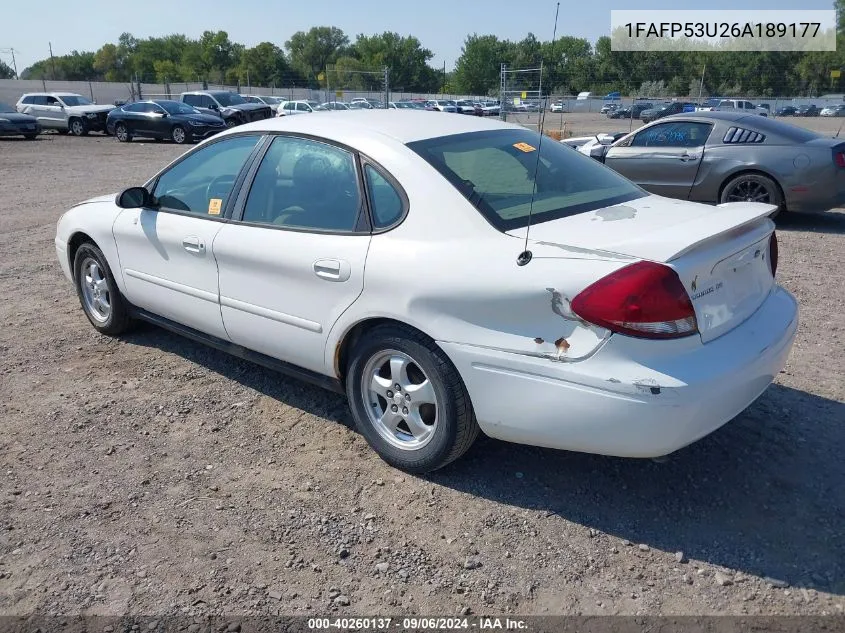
439, 286, 798, 458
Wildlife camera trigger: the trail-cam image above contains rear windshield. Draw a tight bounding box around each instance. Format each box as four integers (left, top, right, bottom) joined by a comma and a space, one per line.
408, 129, 645, 231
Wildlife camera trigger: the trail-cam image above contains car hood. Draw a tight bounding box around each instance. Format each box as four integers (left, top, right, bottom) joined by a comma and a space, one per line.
66, 104, 115, 114
223, 102, 268, 112
0, 111, 37, 123
506, 195, 777, 262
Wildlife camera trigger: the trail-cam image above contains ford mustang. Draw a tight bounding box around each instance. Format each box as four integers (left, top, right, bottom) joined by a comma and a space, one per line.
55, 111, 799, 473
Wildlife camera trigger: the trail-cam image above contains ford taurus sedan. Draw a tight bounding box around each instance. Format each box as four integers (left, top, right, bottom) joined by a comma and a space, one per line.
55, 111, 798, 473
599, 111, 845, 214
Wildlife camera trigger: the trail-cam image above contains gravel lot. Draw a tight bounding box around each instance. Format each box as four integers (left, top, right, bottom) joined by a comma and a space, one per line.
1, 125, 843, 618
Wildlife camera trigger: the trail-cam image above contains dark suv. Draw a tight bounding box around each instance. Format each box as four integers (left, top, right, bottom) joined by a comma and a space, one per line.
179, 91, 273, 127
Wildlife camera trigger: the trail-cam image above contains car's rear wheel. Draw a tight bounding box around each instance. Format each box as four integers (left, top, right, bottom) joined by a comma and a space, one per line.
346, 324, 479, 473
69, 118, 88, 136
171, 125, 188, 144
720, 173, 783, 215
73, 243, 133, 335
114, 122, 131, 142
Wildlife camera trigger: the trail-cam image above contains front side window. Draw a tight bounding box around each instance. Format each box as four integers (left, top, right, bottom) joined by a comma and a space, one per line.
242, 136, 361, 231
152, 135, 260, 216
213, 93, 246, 106
408, 130, 645, 231
45, 96, 60, 106
296, 103, 310, 112
631, 122, 712, 148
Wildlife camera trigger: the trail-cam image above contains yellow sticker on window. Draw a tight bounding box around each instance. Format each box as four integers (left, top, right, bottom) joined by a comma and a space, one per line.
208, 198, 223, 215
513, 142, 536, 153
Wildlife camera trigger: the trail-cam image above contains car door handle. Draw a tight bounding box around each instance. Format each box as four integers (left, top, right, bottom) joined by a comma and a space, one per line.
313, 259, 351, 282
679, 153, 700, 161
182, 236, 204, 253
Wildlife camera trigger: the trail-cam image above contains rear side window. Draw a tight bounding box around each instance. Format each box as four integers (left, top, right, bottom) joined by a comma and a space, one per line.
723, 127, 766, 144
364, 164, 404, 229
21, 96, 35, 104
408, 130, 644, 231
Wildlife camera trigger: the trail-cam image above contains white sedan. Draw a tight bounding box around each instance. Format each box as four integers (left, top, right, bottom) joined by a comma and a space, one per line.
55, 111, 799, 473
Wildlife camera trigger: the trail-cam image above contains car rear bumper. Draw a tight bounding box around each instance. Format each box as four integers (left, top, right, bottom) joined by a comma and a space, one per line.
439, 286, 798, 458
0, 123, 40, 136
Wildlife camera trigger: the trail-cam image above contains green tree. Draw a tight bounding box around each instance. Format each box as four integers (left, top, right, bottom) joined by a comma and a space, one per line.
453, 34, 508, 95
286, 26, 349, 85
351, 32, 439, 91
0, 59, 15, 79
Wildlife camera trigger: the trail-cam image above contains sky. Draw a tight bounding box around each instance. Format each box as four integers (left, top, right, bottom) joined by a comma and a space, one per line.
0, 0, 836, 74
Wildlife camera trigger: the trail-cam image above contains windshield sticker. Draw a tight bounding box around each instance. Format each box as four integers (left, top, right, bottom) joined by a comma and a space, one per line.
208, 198, 223, 215
513, 142, 536, 153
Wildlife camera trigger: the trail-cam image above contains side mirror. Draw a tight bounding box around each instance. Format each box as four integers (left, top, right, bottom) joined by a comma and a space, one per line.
116, 186, 154, 209
209, 103, 219, 110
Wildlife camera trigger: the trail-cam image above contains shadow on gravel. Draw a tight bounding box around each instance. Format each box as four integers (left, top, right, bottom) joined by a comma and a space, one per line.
435, 384, 845, 596
123, 324, 844, 595
776, 210, 845, 235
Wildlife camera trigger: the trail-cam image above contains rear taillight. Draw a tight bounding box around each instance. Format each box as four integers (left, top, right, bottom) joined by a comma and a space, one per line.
571, 261, 698, 340
769, 231, 779, 277
835, 152, 845, 168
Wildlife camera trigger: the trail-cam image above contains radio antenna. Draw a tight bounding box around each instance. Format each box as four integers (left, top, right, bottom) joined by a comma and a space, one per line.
517, 1, 560, 267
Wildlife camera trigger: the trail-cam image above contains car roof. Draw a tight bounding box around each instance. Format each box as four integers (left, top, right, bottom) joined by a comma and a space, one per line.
219, 109, 527, 144
662, 110, 753, 123
21, 92, 82, 97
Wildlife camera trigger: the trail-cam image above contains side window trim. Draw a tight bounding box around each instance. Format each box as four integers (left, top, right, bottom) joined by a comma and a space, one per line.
229, 132, 370, 235
142, 133, 267, 221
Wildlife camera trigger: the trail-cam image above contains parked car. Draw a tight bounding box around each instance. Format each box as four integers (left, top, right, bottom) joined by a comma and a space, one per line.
600, 103, 620, 114
640, 102, 693, 123
550, 101, 567, 113
179, 91, 273, 127
775, 106, 798, 117
561, 132, 629, 159
427, 100, 458, 113
315, 101, 351, 111
820, 104, 845, 117
351, 98, 385, 109
795, 104, 820, 117
454, 100, 478, 114
106, 100, 226, 144
697, 99, 768, 116
0, 101, 40, 139
608, 103, 652, 119
241, 95, 283, 108
480, 101, 500, 116
599, 111, 845, 214
16, 92, 114, 136
391, 101, 425, 110
757, 103, 771, 114
278, 100, 321, 115
55, 111, 797, 473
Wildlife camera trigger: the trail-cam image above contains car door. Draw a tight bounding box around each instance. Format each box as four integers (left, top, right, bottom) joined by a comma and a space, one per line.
213, 134, 373, 375
604, 120, 712, 198
141, 102, 170, 137
40, 96, 66, 128
112, 134, 262, 339
118, 102, 145, 135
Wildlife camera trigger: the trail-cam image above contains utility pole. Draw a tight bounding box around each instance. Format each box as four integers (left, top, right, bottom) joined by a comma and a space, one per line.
383, 66, 389, 107
48, 42, 56, 80
443, 61, 446, 96
697, 64, 706, 104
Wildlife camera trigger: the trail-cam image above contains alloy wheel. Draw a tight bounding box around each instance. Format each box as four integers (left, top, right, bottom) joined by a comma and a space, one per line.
726, 179, 772, 203
361, 349, 439, 450
79, 257, 111, 323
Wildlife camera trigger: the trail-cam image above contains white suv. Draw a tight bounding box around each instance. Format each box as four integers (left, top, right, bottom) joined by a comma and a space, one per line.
16, 92, 115, 135
277, 100, 320, 116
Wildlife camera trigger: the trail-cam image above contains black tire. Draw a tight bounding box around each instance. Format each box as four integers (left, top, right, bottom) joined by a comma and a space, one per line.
24, 134, 37, 140
224, 117, 238, 128
720, 173, 784, 216
114, 122, 132, 143
73, 243, 133, 336
69, 117, 88, 136
171, 125, 188, 144
346, 324, 479, 473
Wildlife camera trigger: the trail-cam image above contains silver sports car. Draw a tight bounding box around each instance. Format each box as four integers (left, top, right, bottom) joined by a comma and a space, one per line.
597, 111, 845, 214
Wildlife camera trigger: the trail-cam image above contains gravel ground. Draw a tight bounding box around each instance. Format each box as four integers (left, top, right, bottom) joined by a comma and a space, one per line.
0, 129, 843, 618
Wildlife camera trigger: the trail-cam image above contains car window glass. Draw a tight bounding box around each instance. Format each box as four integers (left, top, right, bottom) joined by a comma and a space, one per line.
183, 95, 198, 106
152, 136, 259, 216
124, 103, 145, 112
631, 122, 712, 148
296, 103, 309, 111
745, 101, 754, 109
46, 96, 60, 106
242, 136, 361, 231
364, 165, 403, 229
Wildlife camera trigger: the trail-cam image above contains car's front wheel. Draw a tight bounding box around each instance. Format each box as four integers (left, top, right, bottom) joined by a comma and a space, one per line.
346, 324, 479, 473
69, 118, 88, 136
171, 125, 188, 144
73, 243, 133, 335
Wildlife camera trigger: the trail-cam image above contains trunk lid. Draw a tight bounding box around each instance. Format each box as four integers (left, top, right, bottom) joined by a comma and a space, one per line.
508, 195, 778, 342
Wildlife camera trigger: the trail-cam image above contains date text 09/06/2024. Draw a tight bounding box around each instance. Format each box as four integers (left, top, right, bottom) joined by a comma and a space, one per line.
307, 617, 529, 630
